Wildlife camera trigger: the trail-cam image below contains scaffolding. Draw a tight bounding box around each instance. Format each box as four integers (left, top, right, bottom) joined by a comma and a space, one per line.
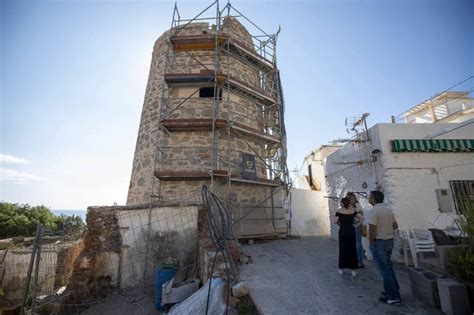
150, 0, 290, 239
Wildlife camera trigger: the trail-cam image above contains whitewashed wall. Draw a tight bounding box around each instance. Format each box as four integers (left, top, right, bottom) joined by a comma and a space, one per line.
290, 188, 330, 236
293, 146, 341, 237
306, 145, 341, 193
116, 205, 199, 288
322, 122, 474, 241
375, 123, 474, 230
323, 135, 379, 240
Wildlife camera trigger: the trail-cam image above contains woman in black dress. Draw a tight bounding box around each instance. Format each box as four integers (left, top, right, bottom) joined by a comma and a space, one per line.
335, 198, 364, 276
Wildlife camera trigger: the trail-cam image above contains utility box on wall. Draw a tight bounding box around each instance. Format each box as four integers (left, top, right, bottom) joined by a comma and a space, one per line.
435, 189, 454, 213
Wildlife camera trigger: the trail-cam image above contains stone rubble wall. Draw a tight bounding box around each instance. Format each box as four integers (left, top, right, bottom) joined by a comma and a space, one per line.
67, 203, 199, 302
222, 17, 255, 51
67, 207, 122, 300
169, 52, 261, 88
156, 130, 267, 177
163, 97, 264, 131
197, 208, 242, 284
174, 22, 214, 37
127, 30, 170, 205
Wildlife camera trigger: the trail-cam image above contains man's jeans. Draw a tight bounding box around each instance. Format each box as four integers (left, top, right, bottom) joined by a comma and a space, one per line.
355, 227, 364, 264
370, 239, 400, 300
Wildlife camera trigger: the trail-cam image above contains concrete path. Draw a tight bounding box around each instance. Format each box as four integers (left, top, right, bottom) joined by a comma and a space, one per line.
240, 236, 441, 315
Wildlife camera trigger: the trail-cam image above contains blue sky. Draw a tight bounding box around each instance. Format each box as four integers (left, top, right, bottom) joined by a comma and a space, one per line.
1, 0, 473, 209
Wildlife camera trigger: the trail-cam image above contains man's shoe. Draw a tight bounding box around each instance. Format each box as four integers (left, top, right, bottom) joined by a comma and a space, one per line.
380, 292, 402, 302
379, 297, 401, 306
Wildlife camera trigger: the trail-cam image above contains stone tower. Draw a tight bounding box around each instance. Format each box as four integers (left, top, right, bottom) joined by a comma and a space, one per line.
127, 3, 289, 237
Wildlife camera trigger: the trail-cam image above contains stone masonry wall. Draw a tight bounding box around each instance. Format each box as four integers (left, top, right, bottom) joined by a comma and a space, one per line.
67, 207, 122, 300
170, 52, 261, 88
127, 18, 284, 237
127, 30, 170, 205
163, 97, 264, 131
156, 130, 267, 175
67, 203, 199, 303
127, 18, 279, 206
222, 17, 255, 50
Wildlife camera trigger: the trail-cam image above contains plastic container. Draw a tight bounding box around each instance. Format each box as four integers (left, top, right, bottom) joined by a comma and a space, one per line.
155, 265, 178, 310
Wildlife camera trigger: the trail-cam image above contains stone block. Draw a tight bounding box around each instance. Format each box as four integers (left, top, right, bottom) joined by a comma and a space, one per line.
227, 296, 240, 308
408, 267, 429, 285
232, 281, 249, 298
438, 278, 471, 315
408, 267, 441, 308
410, 282, 440, 308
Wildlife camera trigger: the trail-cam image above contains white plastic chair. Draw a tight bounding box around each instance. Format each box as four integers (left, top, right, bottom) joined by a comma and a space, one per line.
407, 229, 437, 267
397, 230, 410, 267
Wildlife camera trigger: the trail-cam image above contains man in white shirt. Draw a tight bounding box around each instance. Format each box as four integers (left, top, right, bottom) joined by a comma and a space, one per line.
366, 190, 401, 305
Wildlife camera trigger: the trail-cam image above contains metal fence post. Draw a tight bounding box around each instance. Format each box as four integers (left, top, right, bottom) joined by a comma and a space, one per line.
20, 223, 42, 315
30, 225, 44, 314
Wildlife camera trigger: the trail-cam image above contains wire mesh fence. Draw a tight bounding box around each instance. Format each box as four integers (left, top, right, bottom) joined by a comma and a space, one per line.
0, 204, 201, 314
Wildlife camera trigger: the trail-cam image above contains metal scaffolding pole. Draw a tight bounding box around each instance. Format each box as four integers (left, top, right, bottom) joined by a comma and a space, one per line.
155, 0, 290, 237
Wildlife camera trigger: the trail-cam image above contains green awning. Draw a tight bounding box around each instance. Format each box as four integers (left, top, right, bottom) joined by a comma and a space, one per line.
391, 139, 474, 152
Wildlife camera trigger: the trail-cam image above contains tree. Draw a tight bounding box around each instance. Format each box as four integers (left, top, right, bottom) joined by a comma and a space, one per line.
54, 214, 86, 235
0, 202, 85, 238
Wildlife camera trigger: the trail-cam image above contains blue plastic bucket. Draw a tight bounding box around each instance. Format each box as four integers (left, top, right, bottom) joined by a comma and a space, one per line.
155, 267, 177, 310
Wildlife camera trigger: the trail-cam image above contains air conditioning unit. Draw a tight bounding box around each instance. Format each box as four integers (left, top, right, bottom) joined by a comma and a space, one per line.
435, 189, 454, 213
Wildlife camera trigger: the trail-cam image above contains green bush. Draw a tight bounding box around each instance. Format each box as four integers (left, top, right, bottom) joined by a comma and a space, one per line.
448, 246, 474, 283
448, 201, 474, 283
455, 201, 474, 245
0, 202, 85, 238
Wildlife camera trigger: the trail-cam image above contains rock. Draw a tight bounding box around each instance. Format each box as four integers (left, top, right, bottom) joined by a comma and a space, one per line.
227, 296, 240, 308
239, 254, 250, 264
408, 267, 442, 308
232, 282, 249, 298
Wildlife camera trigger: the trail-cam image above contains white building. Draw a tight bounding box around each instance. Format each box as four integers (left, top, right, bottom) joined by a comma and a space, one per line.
403, 91, 474, 124
292, 91, 474, 242
290, 145, 340, 236
323, 121, 474, 239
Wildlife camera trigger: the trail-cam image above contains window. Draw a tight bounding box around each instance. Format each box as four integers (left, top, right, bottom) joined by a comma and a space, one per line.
449, 180, 474, 214
199, 87, 222, 99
